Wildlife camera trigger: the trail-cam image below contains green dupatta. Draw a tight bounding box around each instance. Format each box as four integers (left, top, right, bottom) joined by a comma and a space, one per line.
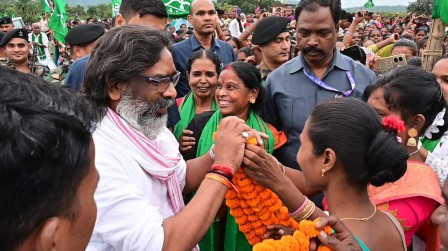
421, 137, 441, 153
31, 33, 47, 60
173, 91, 217, 140
196, 110, 274, 251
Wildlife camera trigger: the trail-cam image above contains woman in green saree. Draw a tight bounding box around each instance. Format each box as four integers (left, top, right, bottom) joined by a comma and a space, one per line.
174, 49, 221, 160
183, 61, 284, 251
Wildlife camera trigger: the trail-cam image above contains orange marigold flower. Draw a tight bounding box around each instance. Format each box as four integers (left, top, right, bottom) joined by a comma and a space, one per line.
263, 197, 276, 207
235, 214, 248, 225
239, 222, 253, 233
259, 209, 273, 221
251, 220, 263, 229
226, 198, 240, 208
259, 189, 272, 200
247, 137, 258, 145
253, 239, 276, 251
248, 214, 258, 222
270, 198, 283, 212
230, 207, 244, 218
254, 184, 265, 192
239, 199, 249, 208
247, 196, 260, 207
242, 190, 257, 200
317, 245, 332, 251
239, 183, 255, 194
225, 189, 237, 199
242, 207, 253, 215
254, 226, 267, 236
236, 177, 253, 188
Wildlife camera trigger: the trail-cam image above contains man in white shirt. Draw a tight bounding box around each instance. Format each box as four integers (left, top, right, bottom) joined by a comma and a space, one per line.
83, 25, 261, 250
228, 6, 244, 38
28, 23, 56, 70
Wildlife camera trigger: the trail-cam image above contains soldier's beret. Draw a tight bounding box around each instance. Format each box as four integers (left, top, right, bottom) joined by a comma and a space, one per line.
65, 24, 105, 46
0, 28, 28, 47
0, 17, 13, 25
252, 16, 291, 45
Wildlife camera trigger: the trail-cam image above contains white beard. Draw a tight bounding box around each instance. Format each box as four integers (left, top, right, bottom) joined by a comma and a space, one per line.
116, 90, 173, 140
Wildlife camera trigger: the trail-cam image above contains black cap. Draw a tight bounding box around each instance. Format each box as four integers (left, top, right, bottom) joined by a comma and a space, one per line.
252, 16, 290, 45
0, 17, 12, 25
0, 28, 28, 47
65, 24, 105, 46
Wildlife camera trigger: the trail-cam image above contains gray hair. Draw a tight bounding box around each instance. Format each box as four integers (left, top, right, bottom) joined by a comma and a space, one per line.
82, 25, 172, 119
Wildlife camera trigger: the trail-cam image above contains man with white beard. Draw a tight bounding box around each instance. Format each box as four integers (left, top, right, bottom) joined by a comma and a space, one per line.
82, 25, 263, 250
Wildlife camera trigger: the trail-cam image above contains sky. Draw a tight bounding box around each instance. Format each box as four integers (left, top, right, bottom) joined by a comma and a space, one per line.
341, 0, 412, 8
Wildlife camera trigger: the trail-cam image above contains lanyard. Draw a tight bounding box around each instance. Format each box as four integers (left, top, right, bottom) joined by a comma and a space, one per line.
303, 63, 356, 98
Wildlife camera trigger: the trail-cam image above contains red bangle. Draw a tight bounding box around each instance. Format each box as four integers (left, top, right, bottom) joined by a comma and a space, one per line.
211, 165, 235, 176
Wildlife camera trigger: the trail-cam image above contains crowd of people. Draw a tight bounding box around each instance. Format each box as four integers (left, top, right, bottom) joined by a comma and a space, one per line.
1, 0, 448, 250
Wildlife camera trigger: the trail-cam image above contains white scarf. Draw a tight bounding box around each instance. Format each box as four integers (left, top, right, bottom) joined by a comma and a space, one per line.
102, 107, 185, 213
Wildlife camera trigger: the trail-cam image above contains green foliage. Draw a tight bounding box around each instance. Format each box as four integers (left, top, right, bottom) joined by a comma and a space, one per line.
86, 4, 111, 19
0, 0, 42, 23
217, 0, 281, 14
407, 0, 433, 15
66, 5, 86, 19
344, 5, 407, 14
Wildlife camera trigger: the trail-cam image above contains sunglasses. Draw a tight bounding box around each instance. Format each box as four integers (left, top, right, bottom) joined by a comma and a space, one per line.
138, 71, 181, 93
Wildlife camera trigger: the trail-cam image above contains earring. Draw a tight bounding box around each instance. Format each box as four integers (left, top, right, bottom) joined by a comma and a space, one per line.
407, 128, 418, 146
321, 169, 326, 177
250, 99, 255, 104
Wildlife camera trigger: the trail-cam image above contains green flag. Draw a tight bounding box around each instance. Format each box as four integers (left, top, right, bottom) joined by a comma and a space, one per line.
11, 13, 15, 18
111, 0, 122, 16
41, 0, 52, 13
49, 0, 68, 44
433, 0, 448, 25
163, 0, 193, 18
364, 0, 374, 8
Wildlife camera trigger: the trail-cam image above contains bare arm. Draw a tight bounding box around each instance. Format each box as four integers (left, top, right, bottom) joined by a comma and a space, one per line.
238, 12, 269, 48
342, 11, 364, 48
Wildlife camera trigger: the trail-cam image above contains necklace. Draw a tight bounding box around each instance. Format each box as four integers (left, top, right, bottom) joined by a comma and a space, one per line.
340, 205, 377, 222
409, 148, 420, 156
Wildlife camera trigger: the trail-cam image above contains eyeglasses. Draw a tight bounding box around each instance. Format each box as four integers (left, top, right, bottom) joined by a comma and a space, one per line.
137, 71, 181, 93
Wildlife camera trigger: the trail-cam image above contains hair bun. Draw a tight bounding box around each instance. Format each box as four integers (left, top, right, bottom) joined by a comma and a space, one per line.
365, 130, 408, 187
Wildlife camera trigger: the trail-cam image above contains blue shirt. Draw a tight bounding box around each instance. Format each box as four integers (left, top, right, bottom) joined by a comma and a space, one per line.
65, 55, 90, 91
264, 50, 376, 169
172, 35, 236, 98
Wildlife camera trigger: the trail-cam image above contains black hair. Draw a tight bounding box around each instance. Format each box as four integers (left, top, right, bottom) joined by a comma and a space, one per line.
407, 56, 422, 67
392, 39, 418, 56
224, 62, 264, 112
216, 9, 225, 16
186, 49, 222, 75
0, 66, 96, 250
414, 27, 428, 36
308, 98, 408, 187
365, 66, 448, 141
294, 0, 341, 26
119, 0, 168, 20
82, 25, 172, 119
226, 36, 242, 51
236, 47, 253, 57
417, 35, 429, 53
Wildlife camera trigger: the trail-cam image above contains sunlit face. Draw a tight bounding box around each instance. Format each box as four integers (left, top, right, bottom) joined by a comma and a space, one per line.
393, 26, 402, 34
296, 6, 337, 67
431, 179, 448, 250
188, 56, 218, 100
363, 26, 371, 36
432, 58, 448, 103
188, 0, 216, 36
297, 119, 325, 189
415, 30, 426, 43
5, 38, 30, 64
260, 32, 290, 65
32, 25, 41, 35
419, 40, 428, 57
115, 48, 176, 140
380, 27, 388, 35
369, 29, 383, 43
352, 32, 362, 45
392, 46, 414, 58
215, 68, 258, 120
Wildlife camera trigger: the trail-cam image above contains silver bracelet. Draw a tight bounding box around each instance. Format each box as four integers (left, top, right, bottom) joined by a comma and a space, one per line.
209, 144, 215, 160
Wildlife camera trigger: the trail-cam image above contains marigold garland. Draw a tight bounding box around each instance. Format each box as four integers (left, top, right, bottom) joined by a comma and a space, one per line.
253, 218, 333, 251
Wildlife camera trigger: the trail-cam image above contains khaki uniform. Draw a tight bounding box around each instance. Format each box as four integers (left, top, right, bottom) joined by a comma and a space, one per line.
5, 59, 50, 78
46, 60, 73, 85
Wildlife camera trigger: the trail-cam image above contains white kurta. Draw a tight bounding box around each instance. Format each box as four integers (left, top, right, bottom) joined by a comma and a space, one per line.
87, 119, 187, 251
28, 32, 56, 70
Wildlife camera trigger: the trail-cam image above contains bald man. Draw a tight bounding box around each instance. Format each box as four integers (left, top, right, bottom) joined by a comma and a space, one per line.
28, 23, 56, 70
172, 0, 236, 98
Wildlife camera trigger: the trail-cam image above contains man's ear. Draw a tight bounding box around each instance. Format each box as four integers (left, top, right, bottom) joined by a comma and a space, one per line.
115, 14, 125, 27
108, 82, 126, 101
36, 217, 60, 251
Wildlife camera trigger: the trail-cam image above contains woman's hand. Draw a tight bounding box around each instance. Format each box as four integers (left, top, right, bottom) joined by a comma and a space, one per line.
310, 216, 362, 251
214, 116, 268, 172
242, 144, 287, 189
263, 224, 295, 240
179, 129, 195, 152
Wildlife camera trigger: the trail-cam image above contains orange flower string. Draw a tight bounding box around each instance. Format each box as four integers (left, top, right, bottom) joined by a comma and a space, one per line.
253, 218, 333, 251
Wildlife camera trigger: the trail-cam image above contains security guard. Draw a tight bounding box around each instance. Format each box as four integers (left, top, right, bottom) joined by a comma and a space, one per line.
251, 16, 291, 81
0, 17, 14, 33
47, 23, 105, 85
0, 32, 7, 66
0, 28, 50, 77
